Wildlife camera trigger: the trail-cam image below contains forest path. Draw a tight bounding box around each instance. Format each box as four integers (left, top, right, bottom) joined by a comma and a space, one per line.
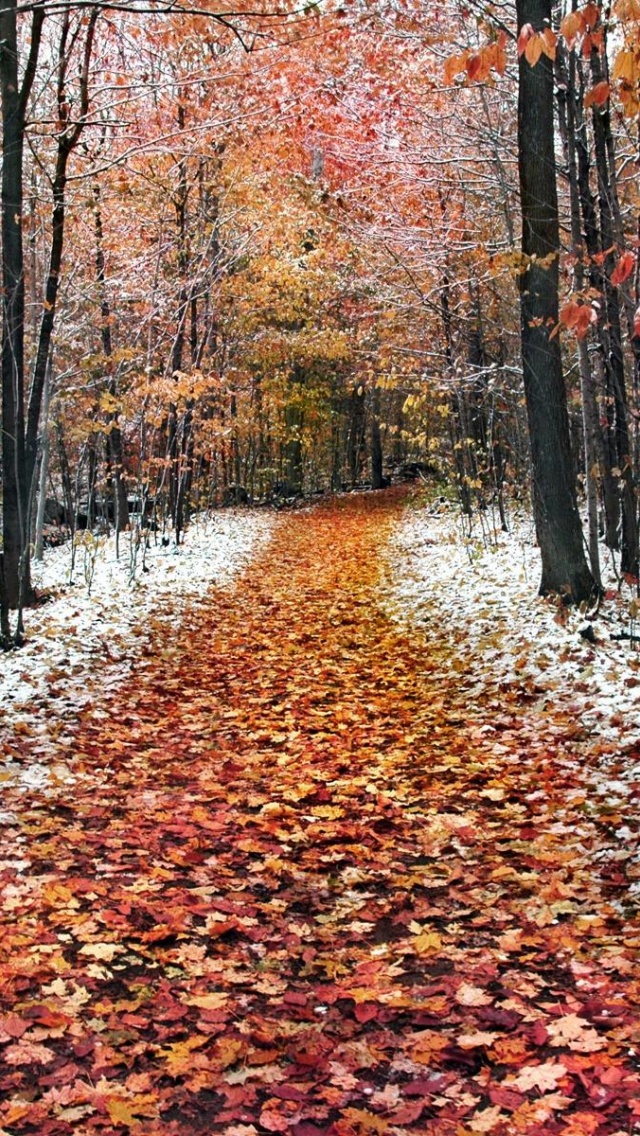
1, 491, 639, 1136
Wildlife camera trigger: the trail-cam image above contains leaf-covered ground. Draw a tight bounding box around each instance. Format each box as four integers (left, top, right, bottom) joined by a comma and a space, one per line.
1, 491, 639, 1136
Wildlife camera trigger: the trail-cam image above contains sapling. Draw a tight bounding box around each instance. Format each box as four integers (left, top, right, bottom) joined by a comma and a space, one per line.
73, 531, 105, 596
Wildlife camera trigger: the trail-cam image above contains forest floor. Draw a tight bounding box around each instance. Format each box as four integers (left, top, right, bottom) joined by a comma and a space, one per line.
1, 488, 640, 1136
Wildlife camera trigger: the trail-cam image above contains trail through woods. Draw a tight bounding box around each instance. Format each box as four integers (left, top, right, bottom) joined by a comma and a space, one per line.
1, 491, 640, 1136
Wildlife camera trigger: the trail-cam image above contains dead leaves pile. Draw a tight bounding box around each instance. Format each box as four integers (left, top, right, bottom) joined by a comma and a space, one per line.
1, 491, 639, 1136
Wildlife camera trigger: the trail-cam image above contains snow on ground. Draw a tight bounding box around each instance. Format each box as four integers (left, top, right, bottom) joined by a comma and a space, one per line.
0, 511, 274, 793
385, 496, 640, 753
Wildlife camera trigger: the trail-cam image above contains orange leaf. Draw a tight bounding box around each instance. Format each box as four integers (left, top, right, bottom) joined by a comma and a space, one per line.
612, 48, 638, 83
525, 34, 544, 67
561, 10, 585, 46
611, 249, 636, 285
540, 28, 558, 60
559, 299, 596, 338
584, 80, 610, 107
443, 53, 465, 84
582, 32, 595, 57
615, 0, 640, 17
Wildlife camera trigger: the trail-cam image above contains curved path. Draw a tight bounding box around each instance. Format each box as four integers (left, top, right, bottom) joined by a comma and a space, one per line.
1, 491, 638, 1135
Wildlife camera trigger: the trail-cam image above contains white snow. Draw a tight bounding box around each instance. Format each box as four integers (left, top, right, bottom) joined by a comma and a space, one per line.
384, 497, 640, 754
0, 511, 274, 790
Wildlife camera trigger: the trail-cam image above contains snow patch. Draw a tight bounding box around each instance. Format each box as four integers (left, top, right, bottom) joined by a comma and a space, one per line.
0, 511, 274, 789
385, 500, 640, 752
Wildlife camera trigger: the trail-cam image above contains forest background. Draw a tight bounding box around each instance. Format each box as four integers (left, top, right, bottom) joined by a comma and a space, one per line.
2, 0, 640, 644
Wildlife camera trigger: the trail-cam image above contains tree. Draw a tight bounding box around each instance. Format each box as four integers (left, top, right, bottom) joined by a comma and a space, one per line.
1, 4, 97, 643
516, 0, 596, 601
0, 0, 44, 642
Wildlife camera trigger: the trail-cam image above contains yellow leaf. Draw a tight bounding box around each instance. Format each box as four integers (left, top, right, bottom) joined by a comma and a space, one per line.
612, 48, 638, 84
159, 1036, 209, 1076
413, 931, 442, 954
78, 942, 121, 962
480, 787, 505, 801
106, 1096, 158, 1127
340, 1108, 389, 1134
106, 1101, 139, 1127
469, 1104, 504, 1132
614, 0, 640, 18
186, 991, 229, 1010
547, 1013, 606, 1052
513, 1062, 568, 1092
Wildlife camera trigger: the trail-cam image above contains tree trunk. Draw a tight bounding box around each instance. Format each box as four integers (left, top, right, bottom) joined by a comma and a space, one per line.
370, 384, 384, 489
556, 38, 602, 588
571, 49, 620, 551
34, 358, 52, 562
347, 383, 366, 487
167, 99, 189, 529
516, 0, 595, 601
440, 272, 472, 515
285, 366, 305, 494
1, 2, 31, 627
93, 183, 128, 532
590, 36, 638, 577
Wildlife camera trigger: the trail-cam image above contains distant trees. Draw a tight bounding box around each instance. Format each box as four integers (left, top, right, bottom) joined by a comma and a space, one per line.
3, 0, 640, 643
0, 0, 311, 645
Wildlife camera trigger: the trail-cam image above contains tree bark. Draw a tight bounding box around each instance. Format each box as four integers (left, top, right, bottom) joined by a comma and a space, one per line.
0, 2, 43, 630
370, 384, 384, 489
556, 38, 602, 588
93, 182, 129, 532
589, 37, 638, 577
516, 0, 595, 601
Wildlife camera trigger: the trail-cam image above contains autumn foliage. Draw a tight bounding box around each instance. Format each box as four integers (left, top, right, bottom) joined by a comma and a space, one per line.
1, 493, 640, 1135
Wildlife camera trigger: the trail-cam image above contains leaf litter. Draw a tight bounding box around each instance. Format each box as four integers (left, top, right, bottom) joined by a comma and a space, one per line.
0, 489, 639, 1136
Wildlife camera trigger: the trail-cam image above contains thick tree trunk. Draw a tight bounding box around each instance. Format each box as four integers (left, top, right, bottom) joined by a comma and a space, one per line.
516, 0, 595, 601
347, 383, 366, 487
